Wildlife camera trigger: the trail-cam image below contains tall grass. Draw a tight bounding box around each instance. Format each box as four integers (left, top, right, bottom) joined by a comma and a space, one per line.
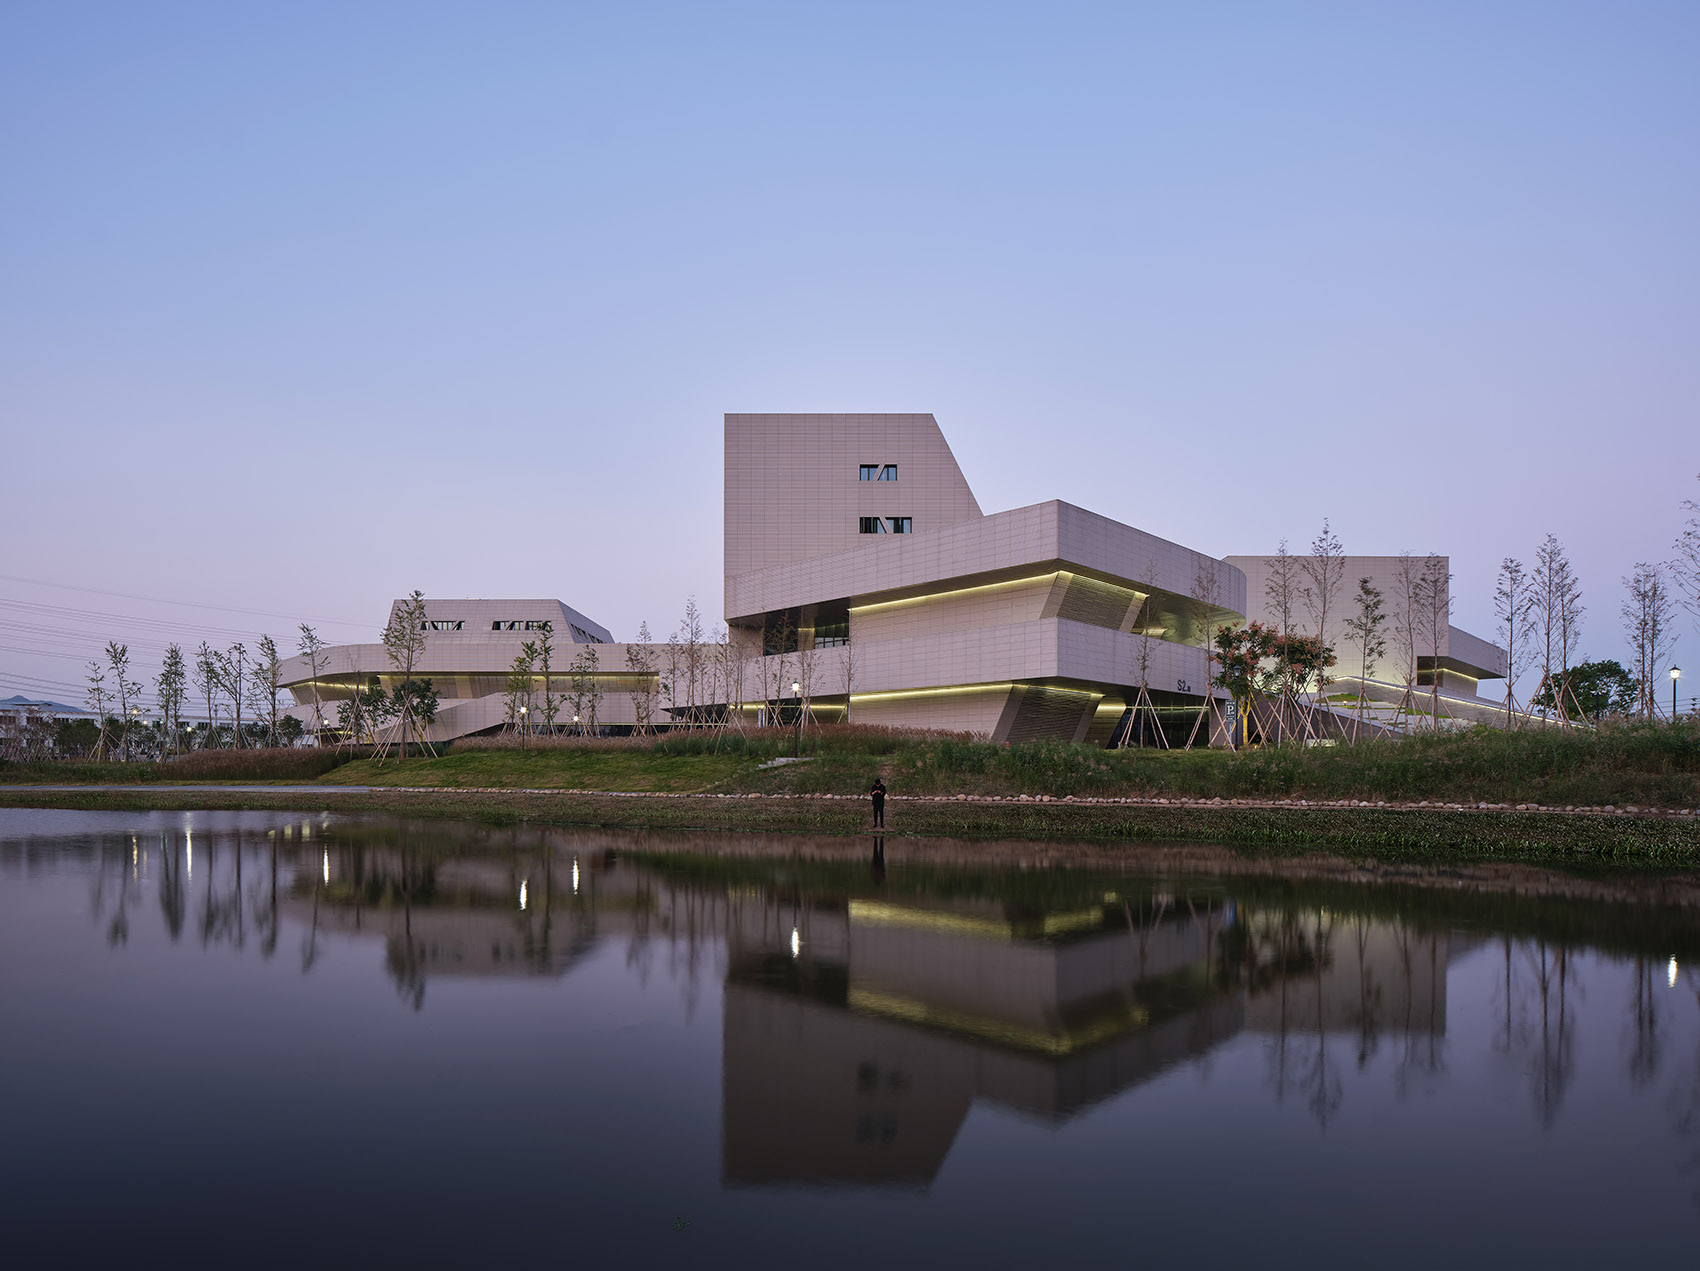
0, 747, 352, 784
733, 719, 1700, 806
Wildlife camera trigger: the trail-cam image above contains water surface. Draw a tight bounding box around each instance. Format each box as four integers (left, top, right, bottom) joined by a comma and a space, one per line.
3, 808, 1698, 1268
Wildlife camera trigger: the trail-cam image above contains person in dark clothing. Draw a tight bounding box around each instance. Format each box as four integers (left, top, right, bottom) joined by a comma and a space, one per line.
870, 777, 886, 828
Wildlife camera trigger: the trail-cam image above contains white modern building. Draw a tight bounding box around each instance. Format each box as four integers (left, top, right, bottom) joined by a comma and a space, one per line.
723, 412, 1246, 744
276, 412, 1508, 745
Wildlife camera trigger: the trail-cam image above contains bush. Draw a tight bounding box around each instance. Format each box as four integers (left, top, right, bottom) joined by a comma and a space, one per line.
164, 748, 350, 781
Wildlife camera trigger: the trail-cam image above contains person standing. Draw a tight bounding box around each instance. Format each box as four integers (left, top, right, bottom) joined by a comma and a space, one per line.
870, 776, 886, 829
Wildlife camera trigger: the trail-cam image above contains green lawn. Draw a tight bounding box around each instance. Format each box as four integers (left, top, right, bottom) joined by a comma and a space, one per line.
322, 748, 752, 793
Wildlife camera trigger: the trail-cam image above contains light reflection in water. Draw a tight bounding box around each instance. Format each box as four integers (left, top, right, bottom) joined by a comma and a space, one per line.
5, 810, 1700, 1265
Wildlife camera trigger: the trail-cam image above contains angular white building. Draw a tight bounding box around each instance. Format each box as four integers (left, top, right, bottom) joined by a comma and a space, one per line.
277, 412, 1508, 745
723, 412, 1246, 745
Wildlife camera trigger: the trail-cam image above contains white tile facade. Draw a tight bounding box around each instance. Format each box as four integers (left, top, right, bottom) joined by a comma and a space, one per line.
726, 414, 1245, 743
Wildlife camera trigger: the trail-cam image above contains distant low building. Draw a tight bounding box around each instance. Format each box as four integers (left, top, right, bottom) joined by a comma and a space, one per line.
0, 694, 95, 747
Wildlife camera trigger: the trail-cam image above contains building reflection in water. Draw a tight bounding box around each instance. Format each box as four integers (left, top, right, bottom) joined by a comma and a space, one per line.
720, 873, 1462, 1187
51, 816, 1596, 1190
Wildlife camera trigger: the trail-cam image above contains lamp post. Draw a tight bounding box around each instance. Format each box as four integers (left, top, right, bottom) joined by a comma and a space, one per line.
1674, 667, 1682, 721
792, 681, 801, 757
520, 705, 528, 752
573, 713, 580, 739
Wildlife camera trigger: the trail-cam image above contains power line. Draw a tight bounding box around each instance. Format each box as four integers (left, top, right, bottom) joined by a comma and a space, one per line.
0, 573, 370, 629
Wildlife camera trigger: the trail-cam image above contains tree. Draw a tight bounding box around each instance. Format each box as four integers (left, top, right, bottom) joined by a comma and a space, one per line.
841, 623, 858, 724
537, 621, 558, 733
1416, 555, 1451, 731
252, 635, 284, 746
1533, 659, 1636, 721
1267, 631, 1335, 703
84, 658, 112, 760
105, 641, 142, 761
1213, 621, 1277, 744
1185, 558, 1225, 749
155, 644, 187, 756
506, 643, 537, 736
1300, 519, 1346, 697
659, 628, 680, 729
193, 643, 219, 748
568, 645, 602, 735
1494, 558, 1532, 727
56, 716, 100, 757
1531, 534, 1584, 723
762, 610, 795, 729
297, 624, 329, 744
795, 638, 818, 733
215, 642, 248, 747
679, 597, 705, 724
1264, 541, 1302, 700
626, 620, 657, 735
1391, 552, 1422, 712
380, 591, 435, 757
1342, 577, 1386, 726
1622, 563, 1677, 718
1555, 548, 1584, 720
1674, 471, 1700, 626
392, 677, 439, 740
338, 675, 392, 744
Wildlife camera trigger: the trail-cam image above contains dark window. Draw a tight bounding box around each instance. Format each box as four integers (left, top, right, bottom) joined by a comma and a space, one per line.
420, 620, 463, 632
889, 517, 912, 534
859, 464, 880, 481
879, 464, 897, 481
859, 516, 886, 534
815, 619, 849, 648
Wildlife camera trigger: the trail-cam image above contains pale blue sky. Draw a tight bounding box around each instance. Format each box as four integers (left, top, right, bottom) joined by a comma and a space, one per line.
3, 1, 1696, 705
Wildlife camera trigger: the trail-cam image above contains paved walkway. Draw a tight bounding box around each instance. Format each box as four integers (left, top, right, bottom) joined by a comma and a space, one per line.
3, 784, 376, 794
4, 784, 1693, 818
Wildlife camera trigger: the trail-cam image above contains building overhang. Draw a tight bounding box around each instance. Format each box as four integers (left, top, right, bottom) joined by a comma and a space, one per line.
727, 499, 1246, 627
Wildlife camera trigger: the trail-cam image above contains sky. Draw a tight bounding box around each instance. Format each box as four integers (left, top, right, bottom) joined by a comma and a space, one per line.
3, 0, 1697, 710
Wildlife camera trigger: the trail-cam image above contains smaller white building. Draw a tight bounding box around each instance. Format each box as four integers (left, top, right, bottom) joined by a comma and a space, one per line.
277, 599, 653, 742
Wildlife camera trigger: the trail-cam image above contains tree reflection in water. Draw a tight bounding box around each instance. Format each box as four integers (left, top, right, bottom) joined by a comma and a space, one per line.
44, 813, 1700, 1195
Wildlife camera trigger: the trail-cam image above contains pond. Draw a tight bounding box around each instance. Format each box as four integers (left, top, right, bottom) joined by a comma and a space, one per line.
3, 808, 1699, 1268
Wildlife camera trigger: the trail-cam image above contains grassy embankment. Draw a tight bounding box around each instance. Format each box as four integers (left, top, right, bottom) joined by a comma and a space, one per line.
3, 724, 1699, 868
15, 720, 1689, 805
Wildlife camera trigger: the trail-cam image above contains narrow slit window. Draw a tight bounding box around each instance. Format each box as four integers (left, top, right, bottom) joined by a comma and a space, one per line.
879, 464, 897, 481
859, 516, 886, 534
859, 464, 880, 481
889, 517, 912, 534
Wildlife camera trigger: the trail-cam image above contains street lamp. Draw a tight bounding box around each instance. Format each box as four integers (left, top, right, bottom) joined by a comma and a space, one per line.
792, 681, 801, 757
520, 705, 528, 752
573, 713, 580, 738
1674, 667, 1682, 721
